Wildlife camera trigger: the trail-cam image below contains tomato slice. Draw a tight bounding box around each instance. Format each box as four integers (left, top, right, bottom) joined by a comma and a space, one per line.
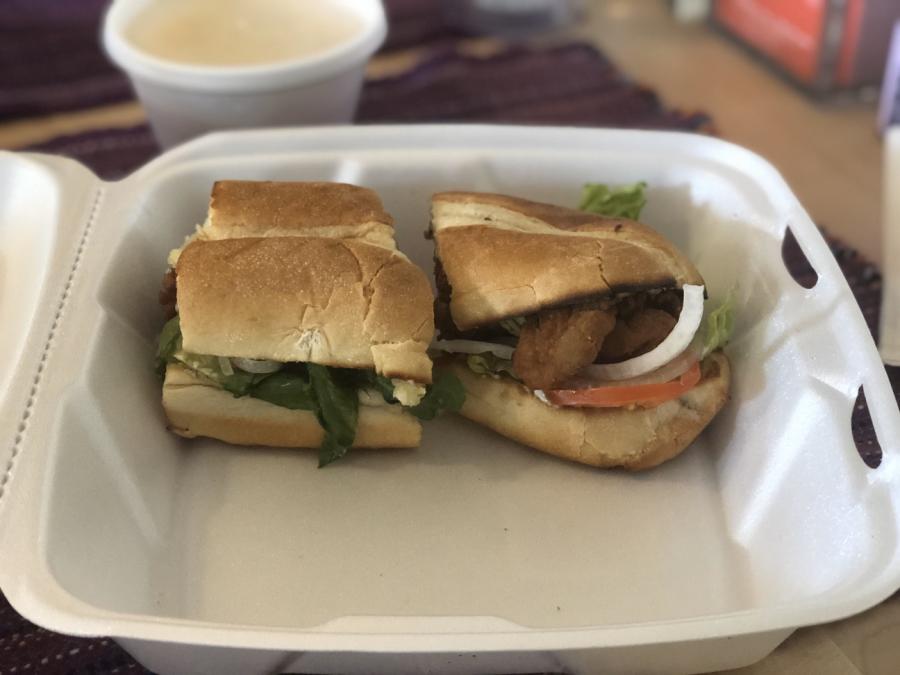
545, 360, 702, 408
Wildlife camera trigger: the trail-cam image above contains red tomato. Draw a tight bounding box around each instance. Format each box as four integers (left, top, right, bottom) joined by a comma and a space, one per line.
545, 361, 702, 408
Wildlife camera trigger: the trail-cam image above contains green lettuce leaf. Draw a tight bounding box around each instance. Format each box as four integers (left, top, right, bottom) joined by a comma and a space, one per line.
359, 371, 465, 421
220, 370, 270, 396
250, 370, 316, 410
579, 182, 647, 219
155, 315, 182, 375
365, 373, 399, 403
466, 352, 518, 380
307, 364, 360, 467
702, 288, 737, 358
408, 373, 465, 420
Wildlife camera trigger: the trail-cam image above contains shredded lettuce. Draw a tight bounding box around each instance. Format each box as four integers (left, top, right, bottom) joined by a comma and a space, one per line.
466, 352, 518, 380
156, 318, 464, 466
579, 182, 647, 219
577, 182, 737, 361
170, 349, 268, 396
701, 288, 737, 358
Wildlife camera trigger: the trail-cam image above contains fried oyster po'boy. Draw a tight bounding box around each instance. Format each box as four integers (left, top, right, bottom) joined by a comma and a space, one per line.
430, 187, 732, 470
156, 181, 463, 466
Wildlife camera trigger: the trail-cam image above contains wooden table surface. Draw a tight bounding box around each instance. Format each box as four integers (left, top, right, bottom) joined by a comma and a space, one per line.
1, 1, 895, 673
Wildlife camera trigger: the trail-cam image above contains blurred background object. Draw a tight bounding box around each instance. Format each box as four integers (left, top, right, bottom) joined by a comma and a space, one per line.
669, 0, 712, 23
879, 21, 900, 130
878, 26, 900, 365
441, 0, 585, 37
713, 0, 900, 94
880, 126, 900, 364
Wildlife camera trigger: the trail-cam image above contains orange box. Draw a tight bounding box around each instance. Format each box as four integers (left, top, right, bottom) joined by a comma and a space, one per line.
714, 0, 897, 91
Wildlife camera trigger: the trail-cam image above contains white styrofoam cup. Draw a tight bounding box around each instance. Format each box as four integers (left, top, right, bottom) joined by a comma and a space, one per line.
102, 0, 386, 147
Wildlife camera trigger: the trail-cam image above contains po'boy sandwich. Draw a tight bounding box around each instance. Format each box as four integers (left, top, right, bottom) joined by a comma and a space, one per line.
156, 182, 463, 466
430, 186, 732, 470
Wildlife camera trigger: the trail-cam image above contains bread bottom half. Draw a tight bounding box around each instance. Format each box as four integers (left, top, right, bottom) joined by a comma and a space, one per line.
162, 364, 422, 448
438, 352, 730, 470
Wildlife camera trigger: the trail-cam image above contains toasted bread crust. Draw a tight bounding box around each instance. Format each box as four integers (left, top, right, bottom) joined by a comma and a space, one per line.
431, 191, 704, 330
206, 181, 396, 248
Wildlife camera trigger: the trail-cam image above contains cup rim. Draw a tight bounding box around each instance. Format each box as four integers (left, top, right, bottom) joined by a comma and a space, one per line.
102, 0, 387, 93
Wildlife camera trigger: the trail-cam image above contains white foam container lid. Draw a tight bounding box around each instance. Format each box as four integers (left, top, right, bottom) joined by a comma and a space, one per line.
1, 126, 900, 675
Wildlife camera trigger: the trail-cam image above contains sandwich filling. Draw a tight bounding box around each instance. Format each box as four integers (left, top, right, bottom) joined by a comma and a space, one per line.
157, 315, 463, 466
433, 183, 735, 409
435, 288, 733, 409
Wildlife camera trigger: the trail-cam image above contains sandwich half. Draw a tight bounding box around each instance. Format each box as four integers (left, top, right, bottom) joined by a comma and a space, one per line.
157, 182, 463, 466
430, 189, 732, 470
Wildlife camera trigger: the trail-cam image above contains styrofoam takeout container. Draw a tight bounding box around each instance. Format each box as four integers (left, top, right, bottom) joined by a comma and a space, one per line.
102, 0, 386, 147
2, 126, 900, 675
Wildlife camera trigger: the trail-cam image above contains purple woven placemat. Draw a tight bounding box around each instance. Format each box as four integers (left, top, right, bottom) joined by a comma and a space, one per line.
0, 0, 130, 120
25, 42, 712, 181
0, 0, 463, 121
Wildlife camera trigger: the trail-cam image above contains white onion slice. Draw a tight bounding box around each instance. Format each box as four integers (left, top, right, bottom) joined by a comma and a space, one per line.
231, 357, 282, 374
567, 341, 700, 390
589, 284, 705, 381
432, 339, 514, 360
534, 389, 551, 404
